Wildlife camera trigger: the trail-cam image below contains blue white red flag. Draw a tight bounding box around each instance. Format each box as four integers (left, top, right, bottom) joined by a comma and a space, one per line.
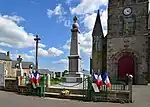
92, 70, 103, 88
95, 73, 103, 88
102, 72, 111, 88
34, 71, 40, 84
29, 71, 35, 83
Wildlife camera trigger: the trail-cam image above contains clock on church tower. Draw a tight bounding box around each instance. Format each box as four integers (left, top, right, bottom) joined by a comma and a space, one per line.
123, 7, 132, 16
107, 0, 149, 85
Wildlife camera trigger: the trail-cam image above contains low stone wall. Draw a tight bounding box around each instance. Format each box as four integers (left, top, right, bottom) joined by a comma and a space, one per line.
91, 90, 130, 103
2, 76, 133, 103
45, 87, 85, 95
4, 78, 18, 92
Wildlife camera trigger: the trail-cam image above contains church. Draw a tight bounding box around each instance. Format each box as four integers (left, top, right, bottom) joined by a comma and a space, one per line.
91, 0, 150, 85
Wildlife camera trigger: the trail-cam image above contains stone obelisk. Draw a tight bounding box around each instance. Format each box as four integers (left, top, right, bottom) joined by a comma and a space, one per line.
64, 16, 82, 83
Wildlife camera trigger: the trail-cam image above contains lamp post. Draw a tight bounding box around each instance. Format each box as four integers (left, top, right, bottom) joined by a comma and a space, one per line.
34, 35, 41, 71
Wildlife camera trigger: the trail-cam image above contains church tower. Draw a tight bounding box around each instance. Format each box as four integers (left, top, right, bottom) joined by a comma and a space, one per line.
92, 10, 105, 73
107, 0, 149, 84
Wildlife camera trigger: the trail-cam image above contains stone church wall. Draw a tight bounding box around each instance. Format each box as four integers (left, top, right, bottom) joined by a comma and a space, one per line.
107, 36, 148, 84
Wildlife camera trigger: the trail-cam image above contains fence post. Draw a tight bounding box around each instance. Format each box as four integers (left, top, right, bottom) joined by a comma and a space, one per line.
128, 75, 133, 103
47, 74, 51, 88
87, 75, 91, 101
18, 76, 21, 86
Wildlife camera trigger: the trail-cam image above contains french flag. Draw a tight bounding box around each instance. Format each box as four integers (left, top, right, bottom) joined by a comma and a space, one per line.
29, 72, 34, 84
96, 73, 103, 88
34, 71, 40, 84
93, 71, 103, 88
102, 72, 111, 88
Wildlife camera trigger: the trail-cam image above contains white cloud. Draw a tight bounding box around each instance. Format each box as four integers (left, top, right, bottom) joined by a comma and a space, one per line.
52, 59, 68, 64
65, 0, 72, 5
16, 54, 34, 61
0, 48, 34, 61
47, 4, 67, 18
64, 20, 71, 27
70, 0, 108, 15
0, 48, 6, 53
0, 14, 45, 48
47, 4, 71, 27
11, 53, 34, 61
29, 0, 39, 4
30, 47, 64, 57
1, 14, 25, 23
82, 13, 97, 30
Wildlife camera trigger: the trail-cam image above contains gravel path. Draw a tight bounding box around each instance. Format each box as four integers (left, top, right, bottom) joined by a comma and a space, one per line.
0, 85, 150, 107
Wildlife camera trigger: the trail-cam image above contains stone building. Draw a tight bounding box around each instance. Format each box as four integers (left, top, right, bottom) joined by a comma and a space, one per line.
92, 0, 150, 84
0, 51, 12, 77
11, 60, 34, 77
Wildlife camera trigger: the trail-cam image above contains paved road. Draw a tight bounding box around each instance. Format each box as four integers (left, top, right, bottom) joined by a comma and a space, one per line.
0, 85, 150, 107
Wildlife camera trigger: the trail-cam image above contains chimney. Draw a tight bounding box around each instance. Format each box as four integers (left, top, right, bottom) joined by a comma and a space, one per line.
6, 51, 10, 56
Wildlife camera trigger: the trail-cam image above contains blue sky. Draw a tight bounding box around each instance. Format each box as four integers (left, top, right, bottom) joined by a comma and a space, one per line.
0, 0, 108, 72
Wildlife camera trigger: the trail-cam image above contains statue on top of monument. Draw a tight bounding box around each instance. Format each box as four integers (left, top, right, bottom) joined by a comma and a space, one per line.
72, 16, 79, 29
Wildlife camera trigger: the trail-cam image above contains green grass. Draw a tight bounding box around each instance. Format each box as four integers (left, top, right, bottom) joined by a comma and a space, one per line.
50, 77, 62, 85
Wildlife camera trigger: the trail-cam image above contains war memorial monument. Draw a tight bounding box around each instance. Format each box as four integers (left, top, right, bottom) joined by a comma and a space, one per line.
1, 0, 150, 106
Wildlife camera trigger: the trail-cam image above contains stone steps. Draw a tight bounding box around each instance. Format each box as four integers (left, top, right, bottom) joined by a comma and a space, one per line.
45, 87, 85, 94
44, 92, 84, 100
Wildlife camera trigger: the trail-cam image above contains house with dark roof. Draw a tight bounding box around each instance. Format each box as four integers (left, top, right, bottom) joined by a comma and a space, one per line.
11, 60, 34, 76
0, 51, 12, 77
0, 51, 56, 78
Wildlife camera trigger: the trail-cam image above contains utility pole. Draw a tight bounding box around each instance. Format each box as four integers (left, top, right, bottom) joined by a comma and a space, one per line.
34, 35, 41, 70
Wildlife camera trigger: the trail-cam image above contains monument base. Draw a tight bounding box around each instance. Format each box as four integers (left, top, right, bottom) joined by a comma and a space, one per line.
62, 77, 82, 83
62, 71, 83, 83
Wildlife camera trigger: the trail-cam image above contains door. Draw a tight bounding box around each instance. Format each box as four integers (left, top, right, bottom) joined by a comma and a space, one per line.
118, 55, 135, 81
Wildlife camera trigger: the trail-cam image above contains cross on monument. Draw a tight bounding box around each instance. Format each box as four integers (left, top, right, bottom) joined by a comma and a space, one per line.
34, 35, 41, 70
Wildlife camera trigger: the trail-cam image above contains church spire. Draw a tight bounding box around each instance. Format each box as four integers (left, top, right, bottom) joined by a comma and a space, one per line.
92, 10, 104, 38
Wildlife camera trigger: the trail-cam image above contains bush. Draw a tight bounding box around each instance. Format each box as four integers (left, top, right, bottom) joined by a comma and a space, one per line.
50, 77, 62, 85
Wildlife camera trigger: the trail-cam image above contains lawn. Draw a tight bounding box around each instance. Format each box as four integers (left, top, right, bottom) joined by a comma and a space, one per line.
50, 77, 62, 85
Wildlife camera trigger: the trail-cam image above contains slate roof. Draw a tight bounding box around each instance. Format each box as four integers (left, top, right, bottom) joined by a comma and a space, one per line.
38, 69, 52, 74
0, 53, 12, 61
12, 60, 34, 69
92, 10, 104, 38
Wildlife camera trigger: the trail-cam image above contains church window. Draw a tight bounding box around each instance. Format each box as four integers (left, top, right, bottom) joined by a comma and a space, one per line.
123, 15, 136, 35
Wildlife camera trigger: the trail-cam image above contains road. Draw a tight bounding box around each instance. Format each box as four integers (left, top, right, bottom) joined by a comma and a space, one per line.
0, 85, 150, 107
